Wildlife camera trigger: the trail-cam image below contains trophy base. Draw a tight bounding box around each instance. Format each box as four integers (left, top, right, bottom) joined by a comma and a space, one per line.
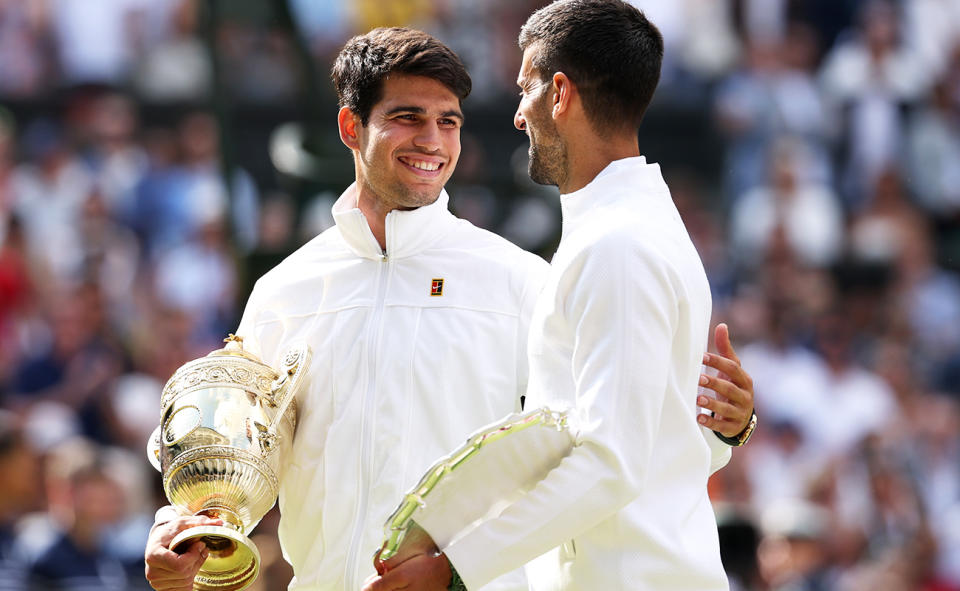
171, 525, 261, 591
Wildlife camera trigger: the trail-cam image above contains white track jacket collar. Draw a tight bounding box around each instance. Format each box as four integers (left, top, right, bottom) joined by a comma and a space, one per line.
332, 183, 456, 260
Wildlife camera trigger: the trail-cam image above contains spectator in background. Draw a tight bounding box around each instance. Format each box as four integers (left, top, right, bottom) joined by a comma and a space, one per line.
153, 212, 238, 347
10, 119, 92, 286
172, 111, 257, 254
757, 498, 834, 591
46, 0, 148, 87
133, 0, 211, 104
23, 438, 152, 590
0, 410, 40, 589
0, 216, 33, 395
0, 110, 14, 242
906, 73, 960, 218
904, 0, 960, 80
804, 307, 897, 462
287, 0, 351, 61
714, 36, 787, 201
736, 295, 830, 504
848, 166, 927, 269
128, 127, 181, 257
630, 0, 739, 104
818, 0, 930, 210
75, 188, 141, 330
9, 284, 125, 444
901, 393, 960, 586
729, 136, 843, 272
713, 26, 832, 203
0, 0, 53, 98
715, 510, 762, 591
129, 112, 258, 259
221, 25, 300, 105
80, 92, 149, 219
430, 0, 507, 106
889, 215, 960, 383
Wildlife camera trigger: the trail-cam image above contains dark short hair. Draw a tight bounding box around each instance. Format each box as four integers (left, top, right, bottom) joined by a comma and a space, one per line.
332, 27, 472, 126
519, 0, 663, 134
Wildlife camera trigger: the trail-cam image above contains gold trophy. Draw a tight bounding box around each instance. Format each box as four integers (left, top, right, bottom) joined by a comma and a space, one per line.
148, 335, 311, 591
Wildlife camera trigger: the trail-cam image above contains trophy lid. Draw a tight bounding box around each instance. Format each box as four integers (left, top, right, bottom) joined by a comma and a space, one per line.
209, 334, 266, 364
160, 335, 280, 412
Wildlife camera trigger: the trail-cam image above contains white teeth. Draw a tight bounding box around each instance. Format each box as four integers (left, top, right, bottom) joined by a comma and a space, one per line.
404, 159, 440, 171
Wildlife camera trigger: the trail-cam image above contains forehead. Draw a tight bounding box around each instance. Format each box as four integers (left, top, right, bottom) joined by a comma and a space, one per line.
374, 74, 461, 113
517, 46, 542, 86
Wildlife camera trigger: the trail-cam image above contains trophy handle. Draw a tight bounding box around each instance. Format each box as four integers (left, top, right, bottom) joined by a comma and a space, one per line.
266, 343, 312, 435
147, 426, 162, 472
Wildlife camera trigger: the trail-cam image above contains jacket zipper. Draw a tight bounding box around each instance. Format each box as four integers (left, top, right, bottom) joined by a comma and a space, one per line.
345, 250, 390, 590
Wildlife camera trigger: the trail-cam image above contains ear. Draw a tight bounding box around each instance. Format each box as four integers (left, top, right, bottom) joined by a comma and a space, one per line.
551, 72, 574, 119
338, 106, 361, 150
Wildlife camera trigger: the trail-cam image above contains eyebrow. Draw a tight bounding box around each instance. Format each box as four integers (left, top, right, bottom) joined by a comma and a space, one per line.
385, 105, 465, 123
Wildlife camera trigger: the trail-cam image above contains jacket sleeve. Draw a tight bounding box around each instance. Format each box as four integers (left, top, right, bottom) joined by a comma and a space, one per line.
515, 257, 550, 412
479, 567, 530, 591
702, 425, 733, 474
234, 280, 265, 360
438, 234, 681, 589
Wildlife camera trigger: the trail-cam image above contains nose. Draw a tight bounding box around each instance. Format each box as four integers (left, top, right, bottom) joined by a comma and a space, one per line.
414, 122, 441, 152
514, 109, 526, 131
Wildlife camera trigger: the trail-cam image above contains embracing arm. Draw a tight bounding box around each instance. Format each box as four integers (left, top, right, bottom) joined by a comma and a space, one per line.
697, 323, 756, 473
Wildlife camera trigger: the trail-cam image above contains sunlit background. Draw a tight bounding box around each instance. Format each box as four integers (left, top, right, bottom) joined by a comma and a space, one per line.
0, 0, 959, 589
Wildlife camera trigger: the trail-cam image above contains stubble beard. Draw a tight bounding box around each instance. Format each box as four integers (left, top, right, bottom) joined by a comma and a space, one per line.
528, 137, 566, 188
391, 182, 442, 209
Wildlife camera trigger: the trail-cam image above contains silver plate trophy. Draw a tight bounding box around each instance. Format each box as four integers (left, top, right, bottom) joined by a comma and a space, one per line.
377, 407, 576, 566
148, 335, 311, 591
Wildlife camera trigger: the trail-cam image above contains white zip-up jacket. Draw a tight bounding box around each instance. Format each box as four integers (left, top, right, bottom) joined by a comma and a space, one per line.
443, 157, 731, 590
235, 185, 549, 590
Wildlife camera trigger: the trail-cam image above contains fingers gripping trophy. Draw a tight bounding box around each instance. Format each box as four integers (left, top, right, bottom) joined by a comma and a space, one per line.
148, 335, 311, 591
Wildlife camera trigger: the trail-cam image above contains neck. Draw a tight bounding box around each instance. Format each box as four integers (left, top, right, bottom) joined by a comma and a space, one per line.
352, 181, 393, 250
559, 131, 639, 194
358, 197, 389, 251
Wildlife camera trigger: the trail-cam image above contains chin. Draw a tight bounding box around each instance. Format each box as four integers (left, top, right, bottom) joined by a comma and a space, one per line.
528, 164, 557, 187
400, 186, 444, 208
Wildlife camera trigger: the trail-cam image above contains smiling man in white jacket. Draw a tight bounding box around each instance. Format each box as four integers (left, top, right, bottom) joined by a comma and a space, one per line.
144, 26, 754, 591
366, 2, 754, 591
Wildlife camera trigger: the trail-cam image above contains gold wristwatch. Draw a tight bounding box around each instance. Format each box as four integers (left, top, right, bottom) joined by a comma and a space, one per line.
714, 409, 757, 447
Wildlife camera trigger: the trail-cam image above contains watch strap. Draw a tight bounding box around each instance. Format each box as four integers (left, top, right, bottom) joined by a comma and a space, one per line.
714, 409, 757, 447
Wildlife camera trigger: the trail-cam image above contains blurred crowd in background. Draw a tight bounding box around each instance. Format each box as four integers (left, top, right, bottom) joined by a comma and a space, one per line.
0, 0, 959, 589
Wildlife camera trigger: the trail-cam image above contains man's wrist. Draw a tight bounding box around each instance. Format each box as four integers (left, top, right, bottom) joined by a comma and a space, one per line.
152, 505, 181, 528
713, 409, 757, 447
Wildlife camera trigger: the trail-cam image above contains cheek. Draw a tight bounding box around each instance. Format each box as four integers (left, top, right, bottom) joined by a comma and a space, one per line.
445, 133, 461, 168
363, 128, 399, 161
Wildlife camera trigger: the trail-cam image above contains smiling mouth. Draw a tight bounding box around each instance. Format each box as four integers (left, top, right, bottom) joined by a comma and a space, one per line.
399, 156, 443, 172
